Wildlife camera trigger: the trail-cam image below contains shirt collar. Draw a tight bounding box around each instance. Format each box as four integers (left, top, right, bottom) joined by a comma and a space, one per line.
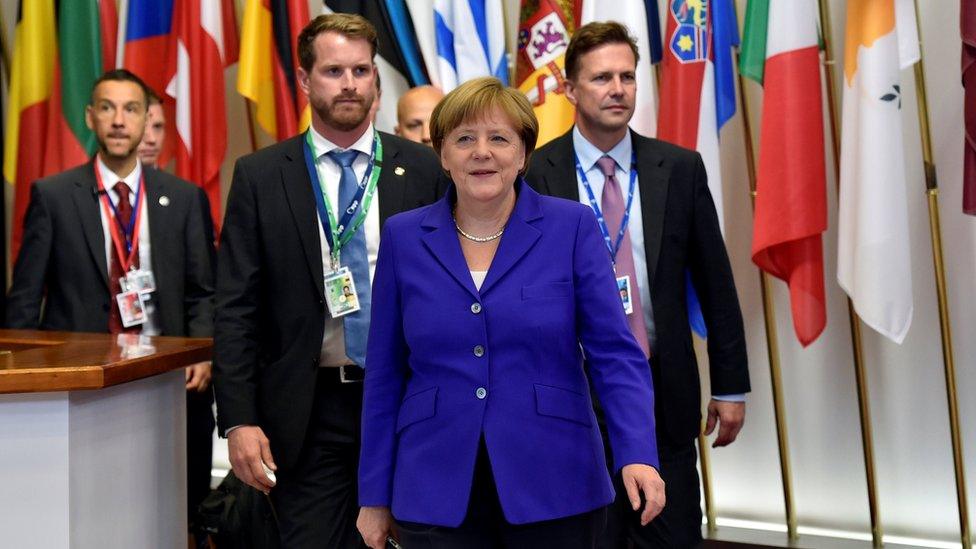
96, 154, 142, 191
572, 126, 632, 174
308, 123, 375, 159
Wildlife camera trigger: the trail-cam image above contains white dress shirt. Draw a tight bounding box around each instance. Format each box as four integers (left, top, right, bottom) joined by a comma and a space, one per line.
308, 124, 381, 367
571, 129, 743, 402
96, 156, 159, 336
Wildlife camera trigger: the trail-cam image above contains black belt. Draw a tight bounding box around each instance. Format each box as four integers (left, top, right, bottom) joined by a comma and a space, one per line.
320, 364, 365, 384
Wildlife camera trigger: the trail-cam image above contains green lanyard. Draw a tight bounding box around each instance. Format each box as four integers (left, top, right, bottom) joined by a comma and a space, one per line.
303, 130, 383, 269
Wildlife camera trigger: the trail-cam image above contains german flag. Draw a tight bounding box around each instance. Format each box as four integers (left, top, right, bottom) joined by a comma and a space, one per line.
238, 0, 311, 141
4, 1, 56, 261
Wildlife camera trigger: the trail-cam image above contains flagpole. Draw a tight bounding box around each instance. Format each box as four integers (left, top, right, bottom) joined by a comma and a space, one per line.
732, 35, 796, 541
697, 425, 717, 533
910, 3, 970, 547
0, 6, 10, 82
815, 1, 882, 546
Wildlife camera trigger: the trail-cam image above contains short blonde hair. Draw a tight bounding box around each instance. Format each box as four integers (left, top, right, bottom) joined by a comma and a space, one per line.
298, 13, 378, 71
430, 77, 539, 160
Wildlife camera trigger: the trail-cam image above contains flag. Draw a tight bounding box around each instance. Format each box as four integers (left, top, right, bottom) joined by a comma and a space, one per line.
580, 0, 662, 137
167, 0, 238, 230
238, 0, 311, 141
44, 0, 118, 176
657, 0, 738, 337
837, 0, 919, 343
741, 0, 827, 346
4, 1, 56, 261
406, 0, 443, 88
121, 0, 176, 165
323, 1, 429, 133
433, 0, 509, 92
963, 0, 976, 215
516, 0, 580, 146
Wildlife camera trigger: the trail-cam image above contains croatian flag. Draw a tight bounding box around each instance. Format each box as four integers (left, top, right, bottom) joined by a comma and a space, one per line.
656, 0, 738, 337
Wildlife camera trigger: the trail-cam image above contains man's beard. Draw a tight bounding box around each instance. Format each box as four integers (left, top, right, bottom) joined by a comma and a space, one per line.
314, 94, 374, 131
98, 138, 140, 162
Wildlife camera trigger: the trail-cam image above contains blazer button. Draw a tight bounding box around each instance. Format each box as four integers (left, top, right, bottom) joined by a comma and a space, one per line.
476, 387, 487, 399
473, 345, 485, 357
470, 303, 482, 314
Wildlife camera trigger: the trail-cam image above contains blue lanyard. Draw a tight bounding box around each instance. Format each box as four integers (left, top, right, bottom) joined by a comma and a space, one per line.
301, 131, 381, 256
575, 152, 638, 263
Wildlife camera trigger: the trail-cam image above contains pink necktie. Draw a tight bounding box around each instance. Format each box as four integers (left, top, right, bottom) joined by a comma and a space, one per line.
597, 156, 650, 357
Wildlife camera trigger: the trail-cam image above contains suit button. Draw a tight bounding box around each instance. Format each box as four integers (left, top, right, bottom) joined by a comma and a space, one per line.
471, 303, 482, 314
476, 387, 487, 399
473, 345, 484, 357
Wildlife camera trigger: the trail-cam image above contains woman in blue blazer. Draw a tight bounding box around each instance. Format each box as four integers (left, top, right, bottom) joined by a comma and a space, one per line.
357, 77, 664, 548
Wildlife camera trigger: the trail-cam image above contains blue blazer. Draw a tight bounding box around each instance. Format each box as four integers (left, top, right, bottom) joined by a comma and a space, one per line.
358, 181, 658, 527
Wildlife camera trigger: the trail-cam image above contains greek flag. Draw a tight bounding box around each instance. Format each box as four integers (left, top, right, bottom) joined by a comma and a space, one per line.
434, 0, 509, 91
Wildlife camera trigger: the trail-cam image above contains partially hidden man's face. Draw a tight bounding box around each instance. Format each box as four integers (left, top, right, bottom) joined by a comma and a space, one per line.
138, 103, 166, 166
395, 89, 443, 146
565, 43, 637, 135
298, 31, 377, 132
85, 80, 148, 161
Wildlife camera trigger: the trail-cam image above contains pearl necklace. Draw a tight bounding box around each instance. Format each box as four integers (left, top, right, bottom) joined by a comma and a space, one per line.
454, 219, 504, 243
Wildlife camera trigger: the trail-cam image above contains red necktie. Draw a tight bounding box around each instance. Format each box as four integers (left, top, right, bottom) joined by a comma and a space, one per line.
597, 156, 650, 357
108, 182, 140, 334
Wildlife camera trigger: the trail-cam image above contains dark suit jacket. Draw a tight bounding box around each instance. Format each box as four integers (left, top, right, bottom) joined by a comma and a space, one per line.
213, 132, 447, 470
6, 161, 215, 338
525, 129, 750, 445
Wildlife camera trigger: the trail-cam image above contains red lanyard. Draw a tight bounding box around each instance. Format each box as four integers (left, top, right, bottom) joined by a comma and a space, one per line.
93, 163, 145, 273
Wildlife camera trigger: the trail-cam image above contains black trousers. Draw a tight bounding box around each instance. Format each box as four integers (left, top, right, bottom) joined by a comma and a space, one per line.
600, 441, 703, 549
187, 388, 215, 529
395, 439, 607, 549
270, 371, 366, 549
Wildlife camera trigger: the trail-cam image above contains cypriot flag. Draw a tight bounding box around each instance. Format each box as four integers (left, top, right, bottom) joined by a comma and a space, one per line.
837, 0, 919, 344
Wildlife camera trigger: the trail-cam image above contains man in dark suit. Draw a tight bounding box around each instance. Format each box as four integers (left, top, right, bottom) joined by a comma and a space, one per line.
213, 13, 446, 548
525, 22, 751, 548
5, 69, 215, 542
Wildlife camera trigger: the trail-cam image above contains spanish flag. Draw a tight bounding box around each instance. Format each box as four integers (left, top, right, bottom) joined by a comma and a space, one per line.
238, 0, 311, 141
516, 0, 580, 147
3, 1, 56, 261
837, 0, 919, 344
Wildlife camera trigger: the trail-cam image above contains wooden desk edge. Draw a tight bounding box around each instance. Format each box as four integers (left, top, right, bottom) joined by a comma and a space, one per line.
0, 341, 212, 394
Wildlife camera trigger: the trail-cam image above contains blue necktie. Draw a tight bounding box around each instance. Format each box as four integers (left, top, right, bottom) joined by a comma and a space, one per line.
326, 149, 370, 367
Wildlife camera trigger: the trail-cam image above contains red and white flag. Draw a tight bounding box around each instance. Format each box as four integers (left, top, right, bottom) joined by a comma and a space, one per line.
167, 0, 238, 231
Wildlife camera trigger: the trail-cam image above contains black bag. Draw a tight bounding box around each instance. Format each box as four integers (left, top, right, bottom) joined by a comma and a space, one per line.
196, 470, 281, 549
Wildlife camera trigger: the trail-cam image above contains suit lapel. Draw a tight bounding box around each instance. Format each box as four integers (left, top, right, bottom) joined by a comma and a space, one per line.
478, 182, 543, 296
282, 137, 325, 300
377, 133, 406, 227
541, 133, 580, 202
144, 171, 169, 284
633, 132, 671, 288
72, 163, 109, 289
421, 192, 480, 300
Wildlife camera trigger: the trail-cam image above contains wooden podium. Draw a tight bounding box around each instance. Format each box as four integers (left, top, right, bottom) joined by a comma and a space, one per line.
0, 330, 211, 548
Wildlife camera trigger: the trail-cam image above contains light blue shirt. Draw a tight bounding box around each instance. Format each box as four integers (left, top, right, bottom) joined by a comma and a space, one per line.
572, 128, 743, 402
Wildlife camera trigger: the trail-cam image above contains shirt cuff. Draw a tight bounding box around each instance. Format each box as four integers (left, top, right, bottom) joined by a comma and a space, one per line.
712, 393, 746, 403
224, 424, 250, 437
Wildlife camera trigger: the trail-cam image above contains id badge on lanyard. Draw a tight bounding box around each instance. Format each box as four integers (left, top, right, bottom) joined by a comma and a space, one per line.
302, 131, 383, 318
94, 163, 154, 327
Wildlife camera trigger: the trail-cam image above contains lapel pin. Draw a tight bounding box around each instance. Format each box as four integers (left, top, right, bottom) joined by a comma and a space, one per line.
159, 196, 170, 206
394, 166, 405, 176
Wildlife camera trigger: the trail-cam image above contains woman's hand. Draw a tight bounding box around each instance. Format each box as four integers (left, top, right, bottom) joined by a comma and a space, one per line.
357, 505, 396, 548
621, 463, 666, 525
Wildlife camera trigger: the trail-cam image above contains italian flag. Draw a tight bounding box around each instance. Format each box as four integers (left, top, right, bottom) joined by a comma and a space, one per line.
740, 0, 827, 346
